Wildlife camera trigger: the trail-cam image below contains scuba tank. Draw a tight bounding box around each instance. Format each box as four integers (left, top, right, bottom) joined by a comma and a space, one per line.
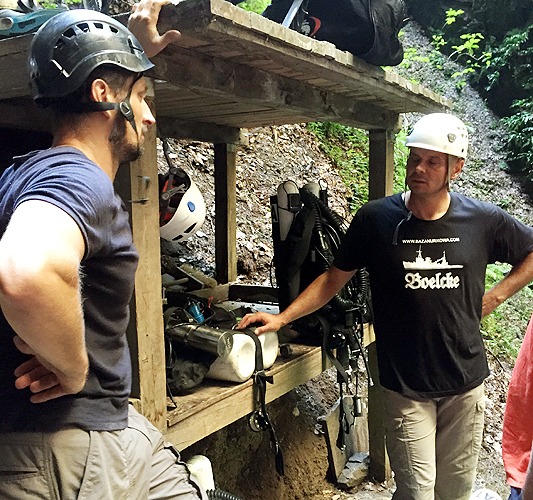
276, 180, 300, 241
271, 179, 374, 452
166, 322, 234, 359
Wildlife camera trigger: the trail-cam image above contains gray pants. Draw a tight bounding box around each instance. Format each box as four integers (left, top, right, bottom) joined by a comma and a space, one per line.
0, 405, 206, 500
384, 384, 485, 500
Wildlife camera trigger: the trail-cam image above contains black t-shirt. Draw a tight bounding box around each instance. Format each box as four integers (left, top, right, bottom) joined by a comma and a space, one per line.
0, 147, 138, 431
334, 192, 533, 398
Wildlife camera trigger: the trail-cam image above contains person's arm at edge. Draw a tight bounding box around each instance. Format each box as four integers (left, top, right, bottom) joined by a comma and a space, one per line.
0, 200, 88, 403
521, 446, 533, 500
237, 265, 356, 335
482, 251, 533, 318
128, 0, 182, 58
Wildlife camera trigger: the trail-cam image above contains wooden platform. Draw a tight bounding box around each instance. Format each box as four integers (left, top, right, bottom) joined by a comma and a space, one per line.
164, 344, 327, 449
0, 0, 449, 138
163, 320, 375, 450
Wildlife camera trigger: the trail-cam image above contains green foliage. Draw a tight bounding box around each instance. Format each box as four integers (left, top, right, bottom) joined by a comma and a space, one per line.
236, 0, 270, 14
482, 26, 533, 178
430, 9, 492, 90
501, 99, 533, 178
481, 263, 533, 359
482, 26, 533, 93
307, 122, 369, 213
40, 0, 79, 7
398, 46, 431, 73
443, 8, 464, 26
393, 129, 408, 193
306, 122, 409, 213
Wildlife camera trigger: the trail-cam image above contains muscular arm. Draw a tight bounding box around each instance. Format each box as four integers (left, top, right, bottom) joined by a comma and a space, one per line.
482, 251, 533, 318
237, 265, 356, 335
0, 200, 88, 402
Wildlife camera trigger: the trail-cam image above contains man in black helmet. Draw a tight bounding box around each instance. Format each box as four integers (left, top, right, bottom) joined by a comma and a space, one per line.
0, 9, 204, 499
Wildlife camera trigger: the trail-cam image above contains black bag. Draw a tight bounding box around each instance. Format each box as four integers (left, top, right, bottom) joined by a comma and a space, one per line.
262, 0, 408, 66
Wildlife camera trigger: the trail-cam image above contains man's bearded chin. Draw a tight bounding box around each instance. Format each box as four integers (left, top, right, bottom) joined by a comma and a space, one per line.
109, 115, 143, 164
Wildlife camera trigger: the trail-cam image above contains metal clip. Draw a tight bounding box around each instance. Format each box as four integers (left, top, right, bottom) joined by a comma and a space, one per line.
129, 175, 151, 204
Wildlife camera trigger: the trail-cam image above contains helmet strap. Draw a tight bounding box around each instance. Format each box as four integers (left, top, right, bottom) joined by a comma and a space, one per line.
58, 73, 142, 132
447, 155, 453, 189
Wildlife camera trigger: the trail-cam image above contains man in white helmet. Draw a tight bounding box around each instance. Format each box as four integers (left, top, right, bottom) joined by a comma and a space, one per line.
238, 113, 533, 499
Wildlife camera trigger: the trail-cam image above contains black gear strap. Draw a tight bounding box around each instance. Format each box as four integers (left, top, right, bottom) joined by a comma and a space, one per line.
238, 329, 284, 476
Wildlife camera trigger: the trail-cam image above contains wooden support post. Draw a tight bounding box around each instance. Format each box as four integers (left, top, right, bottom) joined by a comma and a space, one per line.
367, 128, 396, 482
367, 343, 391, 482
214, 143, 238, 283
117, 80, 167, 430
368, 129, 396, 200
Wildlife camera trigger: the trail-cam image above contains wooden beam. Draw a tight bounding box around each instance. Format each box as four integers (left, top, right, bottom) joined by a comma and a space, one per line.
367, 342, 391, 482
214, 143, 237, 283
119, 80, 167, 430
164, 345, 326, 450
0, 99, 50, 132
367, 130, 394, 482
156, 115, 246, 144
368, 129, 396, 200
151, 52, 400, 130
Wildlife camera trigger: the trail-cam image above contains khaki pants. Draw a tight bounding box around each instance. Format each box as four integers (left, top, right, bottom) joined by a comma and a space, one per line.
384, 384, 485, 500
0, 406, 206, 500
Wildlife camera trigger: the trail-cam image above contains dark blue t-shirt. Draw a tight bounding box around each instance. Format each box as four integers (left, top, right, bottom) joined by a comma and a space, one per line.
0, 147, 138, 431
334, 192, 533, 398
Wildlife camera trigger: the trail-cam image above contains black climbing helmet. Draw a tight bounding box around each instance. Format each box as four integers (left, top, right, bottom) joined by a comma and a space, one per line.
28, 9, 154, 106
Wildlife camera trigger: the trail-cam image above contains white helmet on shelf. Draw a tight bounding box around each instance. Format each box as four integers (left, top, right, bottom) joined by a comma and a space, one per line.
159, 167, 206, 242
406, 113, 469, 160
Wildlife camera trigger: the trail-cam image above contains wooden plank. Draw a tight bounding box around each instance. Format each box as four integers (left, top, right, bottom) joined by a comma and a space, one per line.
320, 397, 369, 481
150, 48, 400, 130
126, 80, 168, 430
1, 4, 448, 131
0, 98, 50, 131
0, 34, 31, 100
133, 0, 449, 113
156, 116, 246, 144
214, 143, 237, 283
164, 344, 326, 449
369, 129, 396, 200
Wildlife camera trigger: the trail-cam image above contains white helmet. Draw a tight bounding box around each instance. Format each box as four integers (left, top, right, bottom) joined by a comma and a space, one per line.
406, 113, 468, 160
159, 167, 206, 242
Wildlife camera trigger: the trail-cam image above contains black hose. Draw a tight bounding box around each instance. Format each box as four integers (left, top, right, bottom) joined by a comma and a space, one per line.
300, 188, 348, 235
207, 489, 244, 500
299, 188, 355, 311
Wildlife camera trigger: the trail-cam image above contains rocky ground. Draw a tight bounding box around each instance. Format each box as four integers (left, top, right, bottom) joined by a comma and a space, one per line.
160, 21, 533, 500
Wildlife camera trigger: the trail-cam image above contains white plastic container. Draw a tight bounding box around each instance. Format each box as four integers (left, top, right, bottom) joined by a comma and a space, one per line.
206, 330, 279, 383
186, 455, 215, 492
